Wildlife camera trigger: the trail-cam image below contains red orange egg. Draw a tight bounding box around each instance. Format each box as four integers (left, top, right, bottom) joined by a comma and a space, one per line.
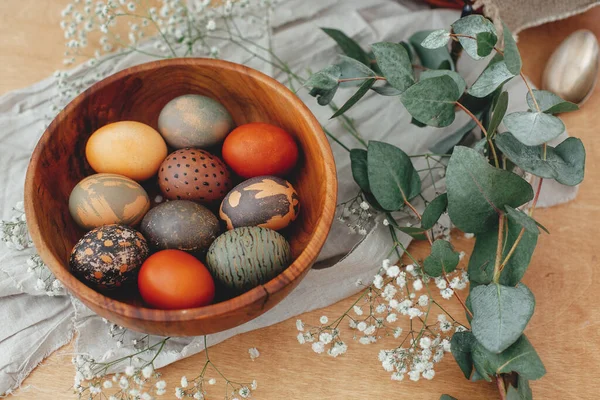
222, 122, 299, 178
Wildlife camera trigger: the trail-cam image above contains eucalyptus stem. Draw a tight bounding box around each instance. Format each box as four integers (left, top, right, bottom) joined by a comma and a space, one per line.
496, 375, 508, 400
323, 127, 351, 152
492, 214, 506, 283
456, 101, 500, 168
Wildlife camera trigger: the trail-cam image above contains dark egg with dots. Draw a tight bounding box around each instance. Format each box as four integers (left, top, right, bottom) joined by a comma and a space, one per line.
69, 224, 149, 291
158, 148, 232, 203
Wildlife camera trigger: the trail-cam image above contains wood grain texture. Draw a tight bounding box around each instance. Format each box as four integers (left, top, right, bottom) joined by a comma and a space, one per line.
24, 58, 337, 336
2, 2, 600, 399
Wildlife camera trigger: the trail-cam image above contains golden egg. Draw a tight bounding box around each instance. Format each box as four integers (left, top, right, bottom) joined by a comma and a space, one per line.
86, 121, 168, 181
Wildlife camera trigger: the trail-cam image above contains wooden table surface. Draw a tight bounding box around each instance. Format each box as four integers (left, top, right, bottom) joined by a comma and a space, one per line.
2, 2, 600, 399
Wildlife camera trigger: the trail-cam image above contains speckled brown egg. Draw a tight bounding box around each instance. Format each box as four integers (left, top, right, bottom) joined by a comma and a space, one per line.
140, 200, 220, 253
219, 175, 300, 231
69, 173, 150, 230
158, 148, 232, 203
69, 224, 149, 291
158, 94, 235, 149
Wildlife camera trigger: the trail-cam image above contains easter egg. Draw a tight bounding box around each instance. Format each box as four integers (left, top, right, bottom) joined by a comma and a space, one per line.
222, 122, 299, 178
140, 200, 220, 253
206, 227, 292, 294
138, 250, 215, 309
69, 173, 150, 230
158, 94, 235, 149
69, 224, 149, 290
158, 148, 232, 203
219, 176, 300, 231
86, 121, 167, 181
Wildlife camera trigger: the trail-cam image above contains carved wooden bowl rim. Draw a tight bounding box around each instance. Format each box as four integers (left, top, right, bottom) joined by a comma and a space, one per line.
24, 58, 337, 328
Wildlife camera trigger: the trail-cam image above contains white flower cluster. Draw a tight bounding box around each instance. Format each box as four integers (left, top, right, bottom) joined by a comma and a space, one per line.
337, 193, 377, 236
0, 202, 32, 250
175, 372, 257, 400
297, 257, 469, 383
72, 337, 167, 399
28, 254, 65, 296
51, 0, 278, 118
296, 318, 349, 358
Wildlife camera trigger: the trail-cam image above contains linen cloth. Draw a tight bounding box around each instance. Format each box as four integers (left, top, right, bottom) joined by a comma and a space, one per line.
0, 0, 583, 395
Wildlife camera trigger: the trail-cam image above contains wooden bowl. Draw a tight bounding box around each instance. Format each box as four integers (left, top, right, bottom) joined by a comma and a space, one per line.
24, 58, 337, 336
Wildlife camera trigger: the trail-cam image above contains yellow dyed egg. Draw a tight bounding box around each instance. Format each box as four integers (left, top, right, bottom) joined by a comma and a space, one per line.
86, 121, 167, 181
69, 173, 150, 230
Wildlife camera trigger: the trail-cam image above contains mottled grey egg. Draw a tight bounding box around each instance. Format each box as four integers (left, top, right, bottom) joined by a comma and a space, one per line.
69, 224, 149, 291
140, 200, 220, 253
219, 176, 300, 231
158, 94, 235, 149
206, 226, 292, 295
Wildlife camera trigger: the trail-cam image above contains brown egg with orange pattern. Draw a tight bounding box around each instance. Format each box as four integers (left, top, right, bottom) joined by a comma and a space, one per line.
69, 224, 149, 291
219, 175, 300, 231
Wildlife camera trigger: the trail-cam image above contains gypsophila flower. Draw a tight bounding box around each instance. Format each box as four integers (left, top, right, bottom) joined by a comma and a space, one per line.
357, 322, 367, 332
422, 369, 435, 380
208, 378, 216, 385
412, 279, 423, 291
248, 347, 260, 360
408, 370, 421, 381
375, 304, 386, 314
103, 380, 113, 389
373, 274, 384, 289
419, 337, 432, 349
239, 386, 251, 398
440, 288, 454, 299
386, 313, 397, 323
297, 332, 306, 344
180, 376, 188, 388
156, 380, 167, 390
251, 380, 258, 390
418, 294, 429, 307
311, 341, 325, 354
393, 327, 403, 338
319, 316, 328, 324
175, 387, 184, 399
353, 305, 364, 316
386, 265, 400, 278
142, 364, 154, 379
296, 319, 304, 331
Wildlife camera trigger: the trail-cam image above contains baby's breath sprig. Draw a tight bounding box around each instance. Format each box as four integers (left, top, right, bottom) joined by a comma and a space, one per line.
337, 192, 376, 236
175, 336, 257, 400
0, 202, 32, 250
72, 335, 170, 399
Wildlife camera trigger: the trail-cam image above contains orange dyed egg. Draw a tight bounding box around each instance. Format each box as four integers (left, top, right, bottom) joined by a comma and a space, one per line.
222, 122, 299, 178
138, 250, 215, 309
86, 121, 167, 181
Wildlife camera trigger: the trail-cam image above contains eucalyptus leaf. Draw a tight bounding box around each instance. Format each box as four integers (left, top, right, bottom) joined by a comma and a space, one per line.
330, 78, 376, 119
371, 42, 415, 92
495, 132, 585, 186
446, 146, 534, 234
367, 141, 421, 211
468, 55, 515, 98
350, 149, 370, 192
518, 375, 533, 400
424, 239, 460, 277
505, 206, 542, 234
470, 370, 486, 382
488, 91, 508, 136
400, 75, 460, 127
526, 89, 579, 114
422, 193, 448, 229
452, 15, 497, 60
451, 331, 476, 379
420, 69, 466, 95
409, 30, 454, 70
429, 119, 477, 154
503, 111, 565, 146
472, 335, 546, 381
468, 218, 538, 287
502, 22, 522, 74
476, 31, 497, 57
321, 28, 371, 66
411, 117, 427, 128
471, 283, 535, 353
336, 55, 376, 88
397, 226, 429, 240
440, 395, 458, 400
305, 65, 341, 90
309, 86, 338, 106
371, 84, 402, 96
399, 42, 414, 62
421, 29, 451, 49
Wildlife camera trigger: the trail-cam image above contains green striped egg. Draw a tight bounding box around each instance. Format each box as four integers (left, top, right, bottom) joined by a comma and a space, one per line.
206, 226, 292, 295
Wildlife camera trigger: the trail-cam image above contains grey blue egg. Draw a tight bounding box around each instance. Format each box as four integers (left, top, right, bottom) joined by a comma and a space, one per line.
205, 226, 292, 295
158, 94, 235, 149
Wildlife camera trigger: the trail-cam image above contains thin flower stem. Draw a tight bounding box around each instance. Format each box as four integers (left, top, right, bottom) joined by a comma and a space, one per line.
492, 214, 506, 283
456, 101, 500, 168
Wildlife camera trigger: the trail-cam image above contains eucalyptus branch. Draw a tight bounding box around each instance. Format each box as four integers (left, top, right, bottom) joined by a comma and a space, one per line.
492, 214, 506, 283
455, 101, 500, 168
